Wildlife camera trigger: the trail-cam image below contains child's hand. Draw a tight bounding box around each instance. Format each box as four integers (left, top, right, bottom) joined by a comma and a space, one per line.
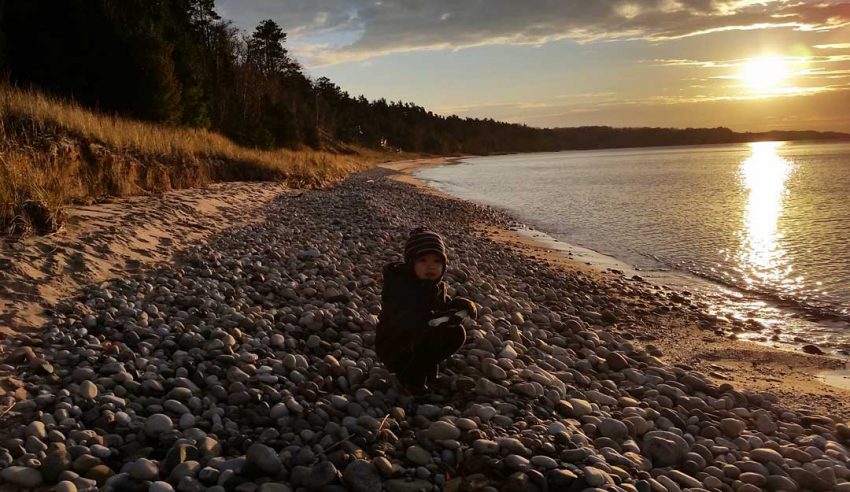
428, 310, 469, 327
451, 297, 478, 320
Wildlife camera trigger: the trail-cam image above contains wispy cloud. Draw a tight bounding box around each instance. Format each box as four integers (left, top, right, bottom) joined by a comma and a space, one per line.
438, 84, 846, 121
814, 43, 850, 49
216, 0, 850, 66
674, 85, 838, 102
652, 55, 850, 68
554, 91, 619, 100
644, 55, 850, 102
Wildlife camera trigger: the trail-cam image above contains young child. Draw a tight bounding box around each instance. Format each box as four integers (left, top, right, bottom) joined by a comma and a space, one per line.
375, 227, 477, 395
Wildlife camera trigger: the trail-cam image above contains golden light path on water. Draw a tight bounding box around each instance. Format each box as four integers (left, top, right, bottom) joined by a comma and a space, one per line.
736, 141, 796, 293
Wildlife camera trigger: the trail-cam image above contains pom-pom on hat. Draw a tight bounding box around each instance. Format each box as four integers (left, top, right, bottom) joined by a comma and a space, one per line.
404, 227, 448, 265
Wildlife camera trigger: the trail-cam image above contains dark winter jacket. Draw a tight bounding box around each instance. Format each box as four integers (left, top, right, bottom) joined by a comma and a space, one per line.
375, 261, 465, 366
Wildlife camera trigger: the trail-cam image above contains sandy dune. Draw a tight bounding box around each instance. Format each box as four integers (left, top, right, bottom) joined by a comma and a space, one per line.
0, 182, 287, 334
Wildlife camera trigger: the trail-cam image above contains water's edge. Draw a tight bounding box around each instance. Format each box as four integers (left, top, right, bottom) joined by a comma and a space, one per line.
416, 167, 850, 358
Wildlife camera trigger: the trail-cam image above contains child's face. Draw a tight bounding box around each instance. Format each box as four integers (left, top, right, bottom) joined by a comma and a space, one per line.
413, 253, 444, 281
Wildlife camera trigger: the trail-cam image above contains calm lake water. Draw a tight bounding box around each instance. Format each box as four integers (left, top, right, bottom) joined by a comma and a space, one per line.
417, 141, 850, 352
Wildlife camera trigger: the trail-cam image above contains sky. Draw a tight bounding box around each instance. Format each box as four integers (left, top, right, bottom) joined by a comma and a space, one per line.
216, 1, 850, 132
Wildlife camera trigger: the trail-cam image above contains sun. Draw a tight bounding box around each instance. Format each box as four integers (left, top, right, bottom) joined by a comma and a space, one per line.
741, 56, 790, 91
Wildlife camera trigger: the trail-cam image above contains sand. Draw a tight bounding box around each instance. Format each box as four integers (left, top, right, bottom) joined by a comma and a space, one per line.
0, 181, 287, 335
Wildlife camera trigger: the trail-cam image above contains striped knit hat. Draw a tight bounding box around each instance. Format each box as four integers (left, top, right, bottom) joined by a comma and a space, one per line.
404, 227, 448, 265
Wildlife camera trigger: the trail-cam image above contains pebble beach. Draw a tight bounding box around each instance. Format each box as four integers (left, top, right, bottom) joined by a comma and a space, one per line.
1, 165, 849, 492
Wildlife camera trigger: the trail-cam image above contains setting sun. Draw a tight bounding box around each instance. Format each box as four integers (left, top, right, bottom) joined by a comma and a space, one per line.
741, 56, 790, 91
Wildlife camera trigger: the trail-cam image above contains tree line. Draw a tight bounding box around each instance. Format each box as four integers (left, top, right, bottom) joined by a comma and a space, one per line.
1, 1, 846, 154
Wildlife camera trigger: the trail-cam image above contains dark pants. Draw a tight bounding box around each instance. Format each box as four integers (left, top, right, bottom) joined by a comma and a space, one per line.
386, 323, 466, 387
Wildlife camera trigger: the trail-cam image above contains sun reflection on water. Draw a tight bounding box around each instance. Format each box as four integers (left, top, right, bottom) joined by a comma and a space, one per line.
737, 141, 795, 290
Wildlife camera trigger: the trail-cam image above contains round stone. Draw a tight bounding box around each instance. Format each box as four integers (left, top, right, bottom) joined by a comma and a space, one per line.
56, 481, 78, 492
547, 469, 578, 489
503, 455, 530, 471
428, 421, 461, 441
26, 421, 47, 439
198, 467, 220, 484
144, 414, 173, 436
474, 406, 497, 421
84, 464, 114, 484
405, 445, 431, 466
179, 413, 196, 429
548, 421, 568, 435
455, 418, 478, 431
79, 381, 98, 400
0, 466, 43, 489
668, 470, 702, 489
739, 472, 767, 487
569, 399, 593, 417
149, 481, 175, 492
751, 448, 784, 465
606, 352, 630, 371
584, 466, 615, 487
42, 447, 72, 482
473, 439, 500, 455
530, 455, 558, 469
246, 443, 282, 476
720, 418, 746, 437
343, 459, 381, 492
164, 400, 190, 415
642, 431, 688, 467
167, 461, 200, 484
599, 418, 629, 440
372, 456, 393, 477
703, 476, 723, 489
129, 458, 159, 481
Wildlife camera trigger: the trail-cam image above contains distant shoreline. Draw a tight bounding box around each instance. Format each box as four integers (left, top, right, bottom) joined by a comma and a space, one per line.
467, 134, 850, 158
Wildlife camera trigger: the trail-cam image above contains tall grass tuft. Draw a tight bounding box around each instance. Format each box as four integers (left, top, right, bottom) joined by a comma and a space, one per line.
0, 85, 391, 236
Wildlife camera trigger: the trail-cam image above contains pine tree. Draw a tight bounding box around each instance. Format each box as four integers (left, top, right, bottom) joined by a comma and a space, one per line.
247, 19, 297, 77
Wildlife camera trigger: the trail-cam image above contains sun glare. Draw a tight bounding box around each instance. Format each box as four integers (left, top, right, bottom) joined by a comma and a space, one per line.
737, 141, 793, 288
741, 56, 790, 91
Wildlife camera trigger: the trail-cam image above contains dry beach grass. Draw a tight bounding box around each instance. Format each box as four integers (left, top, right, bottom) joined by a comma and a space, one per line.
0, 85, 394, 236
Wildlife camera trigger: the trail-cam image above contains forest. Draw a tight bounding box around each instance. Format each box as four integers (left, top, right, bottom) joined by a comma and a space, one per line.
1, 0, 847, 155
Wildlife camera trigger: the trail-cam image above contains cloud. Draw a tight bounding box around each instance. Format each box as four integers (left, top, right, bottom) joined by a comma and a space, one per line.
438, 83, 850, 131
652, 54, 850, 68
814, 43, 850, 49
215, 0, 850, 66
644, 55, 850, 97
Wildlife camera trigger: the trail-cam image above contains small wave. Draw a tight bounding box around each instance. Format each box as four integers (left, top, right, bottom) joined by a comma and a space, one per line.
676, 262, 850, 325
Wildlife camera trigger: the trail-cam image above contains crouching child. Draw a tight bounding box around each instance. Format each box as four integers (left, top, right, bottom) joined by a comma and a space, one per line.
375, 227, 477, 395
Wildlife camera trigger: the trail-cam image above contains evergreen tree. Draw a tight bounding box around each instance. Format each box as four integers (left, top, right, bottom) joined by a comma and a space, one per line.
3, 3, 823, 154
247, 19, 297, 77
